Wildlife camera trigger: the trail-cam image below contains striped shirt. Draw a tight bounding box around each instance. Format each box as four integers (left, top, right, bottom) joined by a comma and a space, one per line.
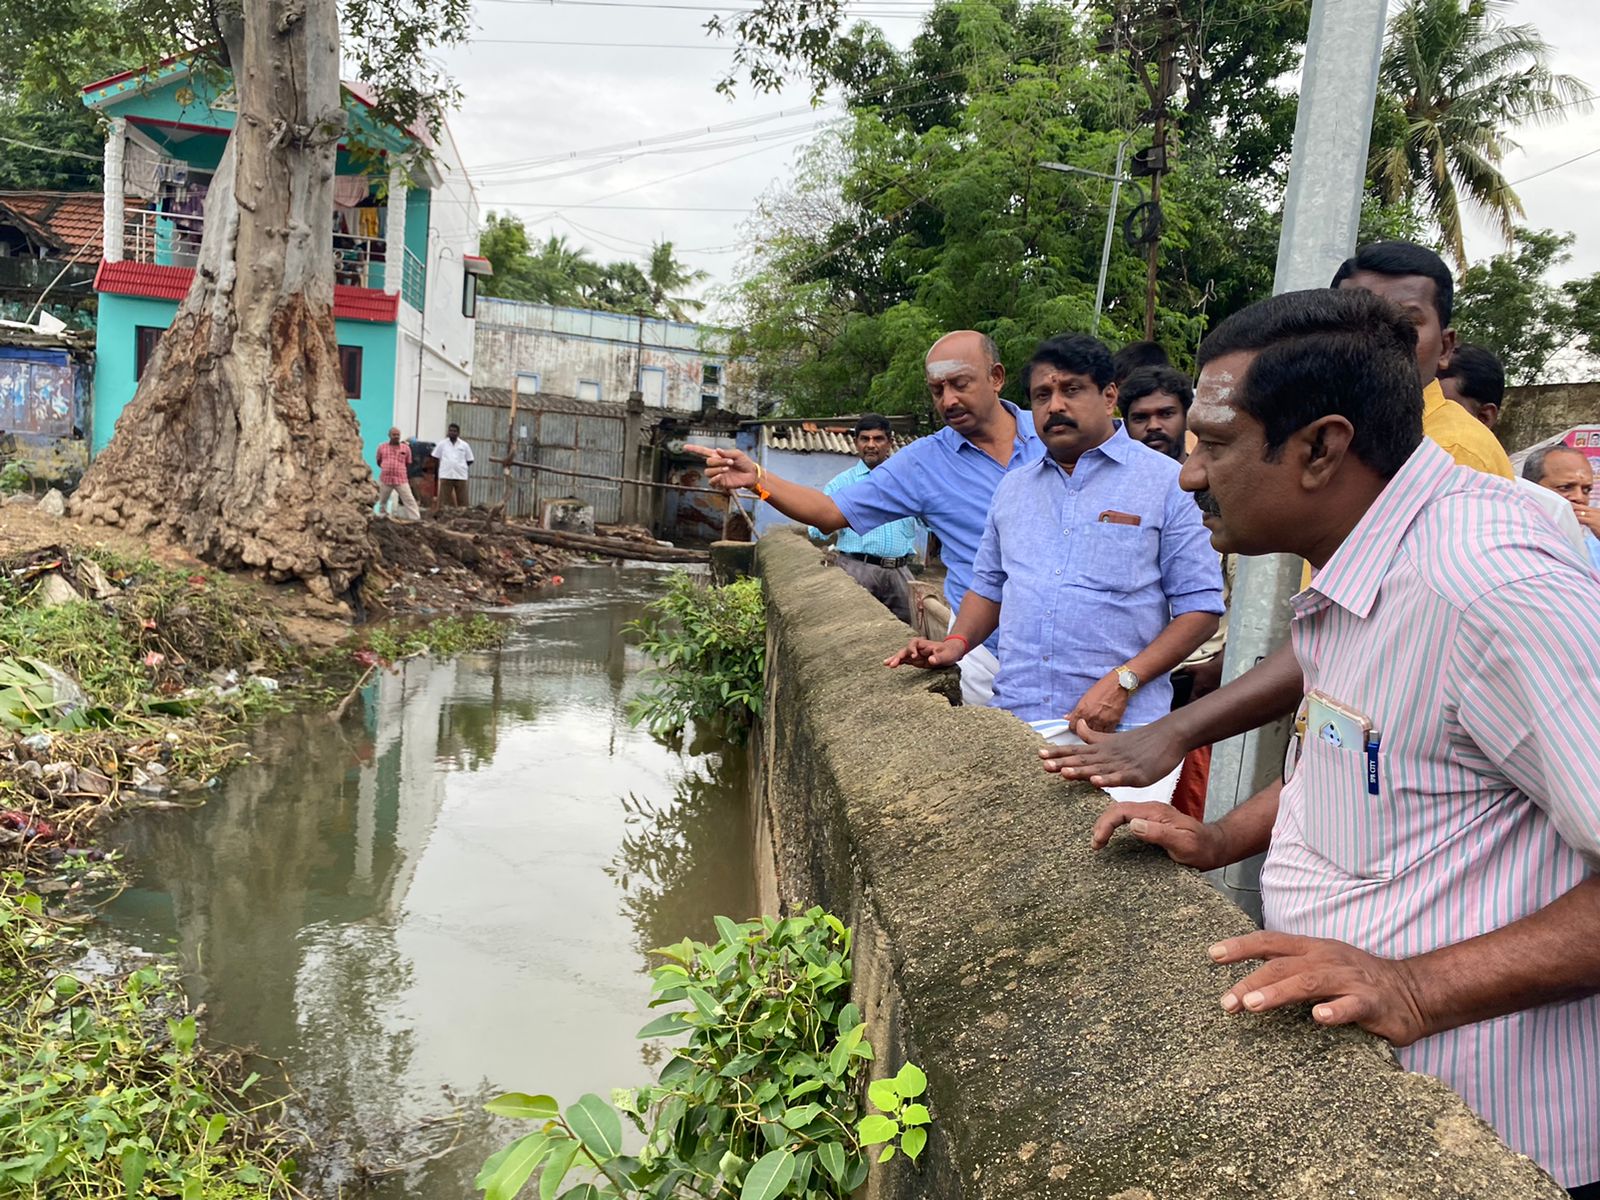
808, 461, 920, 560
1263, 438, 1600, 1188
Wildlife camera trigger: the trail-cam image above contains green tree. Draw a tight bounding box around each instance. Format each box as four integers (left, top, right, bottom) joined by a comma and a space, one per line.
1369, 0, 1591, 266
644, 240, 709, 321
1453, 227, 1600, 384
479, 217, 604, 306
63, 0, 473, 603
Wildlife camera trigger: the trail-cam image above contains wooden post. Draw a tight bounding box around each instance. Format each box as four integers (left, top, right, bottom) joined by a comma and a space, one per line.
499, 372, 521, 522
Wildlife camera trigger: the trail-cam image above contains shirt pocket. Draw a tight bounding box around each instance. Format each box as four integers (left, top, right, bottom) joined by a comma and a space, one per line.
1294, 733, 1402, 880
1072, 522, 1161, 596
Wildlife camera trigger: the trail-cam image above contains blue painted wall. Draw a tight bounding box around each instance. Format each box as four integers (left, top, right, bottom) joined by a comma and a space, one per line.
93, 293, 397, 458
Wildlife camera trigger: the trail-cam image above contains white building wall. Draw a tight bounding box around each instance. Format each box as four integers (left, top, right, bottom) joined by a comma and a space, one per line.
470, 299, 756, 415
395, 121, 479, 440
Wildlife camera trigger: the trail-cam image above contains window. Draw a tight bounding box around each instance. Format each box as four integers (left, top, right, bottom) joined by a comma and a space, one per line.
462, 269, 478, 319
576, 379, 601, 402
515, 371, 541, 397
339, 345, 363, 398
701, 394, 719, 414
134, 326, 164, 380
702, 363, 722, 388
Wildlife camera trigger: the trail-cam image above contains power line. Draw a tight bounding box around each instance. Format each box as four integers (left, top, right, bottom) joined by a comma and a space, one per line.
1506, 144, 1600, 188
0, 136, 102, 162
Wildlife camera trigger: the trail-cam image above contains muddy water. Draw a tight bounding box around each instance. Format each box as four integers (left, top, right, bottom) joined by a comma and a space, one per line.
99, 567, 756, 1197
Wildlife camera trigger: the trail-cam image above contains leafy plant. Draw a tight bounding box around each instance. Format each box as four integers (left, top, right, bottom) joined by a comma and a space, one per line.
626, 573, 765, 745
0, 873, 296, 1196
477, 909, 931, 1199
362, 613, 507, 663
0, 460, 30, 495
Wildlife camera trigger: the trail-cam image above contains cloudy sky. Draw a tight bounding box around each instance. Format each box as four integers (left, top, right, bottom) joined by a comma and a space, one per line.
434, 0, 1600, 310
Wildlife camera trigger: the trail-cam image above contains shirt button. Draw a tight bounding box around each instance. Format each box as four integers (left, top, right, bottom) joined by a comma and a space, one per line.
1063, 529, 1070, 535
1055, 568, 1062, 575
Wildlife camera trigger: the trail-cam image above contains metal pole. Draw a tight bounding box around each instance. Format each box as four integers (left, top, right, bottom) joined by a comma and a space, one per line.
1092, 141, 1128, 338
1203, 0, 1390, 922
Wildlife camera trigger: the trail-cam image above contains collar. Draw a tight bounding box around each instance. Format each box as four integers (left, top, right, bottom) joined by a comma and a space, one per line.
1029, 419, 1135, 477
1299, 439, 1458, 619
949, 399, 1041, 455
1420, 377, 1446, 417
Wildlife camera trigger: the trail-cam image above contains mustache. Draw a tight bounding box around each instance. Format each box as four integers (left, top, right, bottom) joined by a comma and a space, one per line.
1193, 490, 1222, 518
1141, 430, 1171, 444
1043, 415, 1079, 432
942, 406, 970, 423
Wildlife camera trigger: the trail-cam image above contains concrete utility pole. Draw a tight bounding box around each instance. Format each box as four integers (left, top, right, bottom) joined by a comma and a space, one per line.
1140, 31, 1176, 341
1202, 0, 1390, 921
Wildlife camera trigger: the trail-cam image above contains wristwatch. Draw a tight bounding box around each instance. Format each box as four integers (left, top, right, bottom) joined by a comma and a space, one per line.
1115, 666, 1141, 695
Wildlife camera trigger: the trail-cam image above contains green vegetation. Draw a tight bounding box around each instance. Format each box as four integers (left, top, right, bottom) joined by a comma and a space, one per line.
361, 613, 507, 663
626, 574, 765, 745
478, 909, 930, 1199
0, 874, 296, 1197
479, 223, 711, 321
1453, 227, 1600, 385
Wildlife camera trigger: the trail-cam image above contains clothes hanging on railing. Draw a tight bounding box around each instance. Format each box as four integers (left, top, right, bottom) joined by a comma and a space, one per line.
334, 175, 370, 208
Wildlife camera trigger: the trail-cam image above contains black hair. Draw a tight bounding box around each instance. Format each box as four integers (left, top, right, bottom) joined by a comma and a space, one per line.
1022, 333, 1114, 394
1438, 343, 1505, 409
853, 413, 893, 438
1111, 340, 1170, 384
1118, 366, 1194, 417
1195, 288, 1423, 479
1330, 240, 1454, 327
1522, 443, 1588, 484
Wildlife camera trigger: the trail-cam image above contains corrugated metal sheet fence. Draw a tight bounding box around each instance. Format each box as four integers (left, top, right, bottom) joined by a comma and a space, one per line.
446, 399, 626, 522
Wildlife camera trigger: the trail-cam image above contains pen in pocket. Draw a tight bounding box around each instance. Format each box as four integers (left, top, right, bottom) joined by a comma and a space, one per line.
1365, 732, 1382, 796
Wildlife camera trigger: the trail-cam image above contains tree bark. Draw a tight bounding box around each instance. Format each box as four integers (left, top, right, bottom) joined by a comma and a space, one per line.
73, 0, 377, 604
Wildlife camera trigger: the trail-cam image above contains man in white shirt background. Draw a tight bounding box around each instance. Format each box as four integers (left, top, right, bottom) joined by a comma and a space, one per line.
431, 423, 474, 515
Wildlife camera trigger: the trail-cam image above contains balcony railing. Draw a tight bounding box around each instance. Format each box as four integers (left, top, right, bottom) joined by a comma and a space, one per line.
401, 247, 426, 311
122, 208, 391, 290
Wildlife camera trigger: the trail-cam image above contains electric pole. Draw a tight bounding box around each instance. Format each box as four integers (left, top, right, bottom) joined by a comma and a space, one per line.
1202, 0, 1392, 921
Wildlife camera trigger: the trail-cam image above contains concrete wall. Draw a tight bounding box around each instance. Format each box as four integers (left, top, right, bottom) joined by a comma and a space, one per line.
1498, 380, 1600, 453
753, 528, 1564, 1200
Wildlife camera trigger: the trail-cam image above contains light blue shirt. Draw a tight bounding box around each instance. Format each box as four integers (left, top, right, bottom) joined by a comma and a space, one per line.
1586, 530, 1600, 574
808, 461, 920, 559
832, 401, 1046, 649
968, 423, 1224, 726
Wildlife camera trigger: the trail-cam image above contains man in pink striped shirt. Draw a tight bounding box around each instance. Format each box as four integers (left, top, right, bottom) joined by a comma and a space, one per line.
1094, 288, 1600, 1194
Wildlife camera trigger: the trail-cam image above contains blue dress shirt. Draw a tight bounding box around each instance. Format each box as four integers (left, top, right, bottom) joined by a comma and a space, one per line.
831, 401, 1046, 648
968, 423, 1224, 726
807, 461, 920, 559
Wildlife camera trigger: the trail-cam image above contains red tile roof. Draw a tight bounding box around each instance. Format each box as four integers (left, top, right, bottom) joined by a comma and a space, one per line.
95, 259, 400, 323
1, 193, 122, 257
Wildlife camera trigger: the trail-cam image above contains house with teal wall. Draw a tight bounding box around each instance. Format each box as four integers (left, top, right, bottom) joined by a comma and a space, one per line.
82, 62, 489, 461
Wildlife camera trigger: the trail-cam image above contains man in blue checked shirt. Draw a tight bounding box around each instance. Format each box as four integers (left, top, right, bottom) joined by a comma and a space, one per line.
807, 414, 924, 623
888, 334, 1224, 805
686, 330, 1045, 706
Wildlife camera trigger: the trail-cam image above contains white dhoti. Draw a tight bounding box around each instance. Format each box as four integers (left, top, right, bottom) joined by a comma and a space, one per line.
1029, 719, 1182, 808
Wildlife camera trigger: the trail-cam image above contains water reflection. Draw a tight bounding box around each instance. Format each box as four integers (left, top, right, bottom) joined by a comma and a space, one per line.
99, 567, 755, 1197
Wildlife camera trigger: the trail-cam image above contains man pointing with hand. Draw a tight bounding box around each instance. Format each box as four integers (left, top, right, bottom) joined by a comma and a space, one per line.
689, 330, 1044, 704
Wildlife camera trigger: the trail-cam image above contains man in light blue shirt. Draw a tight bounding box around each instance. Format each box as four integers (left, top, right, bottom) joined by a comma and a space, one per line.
889, 334, 1223, 802
687, 330, 1045, 704
807, 414, 922, 623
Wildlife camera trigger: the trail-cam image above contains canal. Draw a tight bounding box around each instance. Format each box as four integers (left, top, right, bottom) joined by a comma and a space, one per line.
98, 566, 756, 1196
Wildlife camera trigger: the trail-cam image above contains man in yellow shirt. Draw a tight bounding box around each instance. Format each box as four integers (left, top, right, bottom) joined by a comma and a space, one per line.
1333, 241, 1512, 479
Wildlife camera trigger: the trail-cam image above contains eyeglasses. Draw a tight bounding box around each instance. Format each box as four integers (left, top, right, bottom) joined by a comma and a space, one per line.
1283, 697, 1309, 785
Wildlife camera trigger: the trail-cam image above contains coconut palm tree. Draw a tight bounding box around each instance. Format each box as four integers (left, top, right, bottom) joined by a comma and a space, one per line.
1370, 0, 1591, 267
645, 241, 710, 322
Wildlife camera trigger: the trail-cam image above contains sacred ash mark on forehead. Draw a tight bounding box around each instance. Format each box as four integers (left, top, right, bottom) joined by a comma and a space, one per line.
1190, 369, 1238, 425
924, 359, 974, 380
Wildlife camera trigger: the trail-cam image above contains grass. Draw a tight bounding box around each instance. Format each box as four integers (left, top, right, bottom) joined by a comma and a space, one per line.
0, 874, 299, 1198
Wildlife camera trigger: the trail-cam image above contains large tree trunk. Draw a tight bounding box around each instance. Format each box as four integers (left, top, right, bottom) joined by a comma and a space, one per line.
74, 0, 376, 604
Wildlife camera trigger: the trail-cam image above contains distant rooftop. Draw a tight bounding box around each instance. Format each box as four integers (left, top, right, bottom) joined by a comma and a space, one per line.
474, 297, 730, 355
742, 415, 917, 456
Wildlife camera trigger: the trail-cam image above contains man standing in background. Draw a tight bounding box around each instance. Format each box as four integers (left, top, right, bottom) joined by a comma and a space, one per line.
431, 423, 474, 514
374, 426, 421, 521
809, 414, 921, 623
1526, 444, 1600, 572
